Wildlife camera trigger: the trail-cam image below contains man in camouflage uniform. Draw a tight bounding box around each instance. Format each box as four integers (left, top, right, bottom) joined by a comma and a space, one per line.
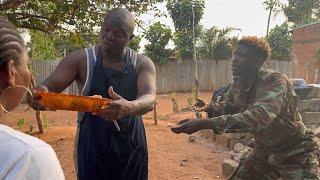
171, 36, 320, 179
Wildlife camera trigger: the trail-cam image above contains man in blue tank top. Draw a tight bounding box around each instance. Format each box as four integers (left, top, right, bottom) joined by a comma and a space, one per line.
29, 8, 156, 180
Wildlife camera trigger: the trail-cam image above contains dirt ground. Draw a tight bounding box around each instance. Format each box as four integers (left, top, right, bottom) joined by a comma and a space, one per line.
1, 92, 230, 180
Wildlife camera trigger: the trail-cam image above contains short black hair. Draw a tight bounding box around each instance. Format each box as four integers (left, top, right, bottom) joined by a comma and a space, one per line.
238, 36, 270, 63
101, 8, 135, 35
0, 17, 25, 66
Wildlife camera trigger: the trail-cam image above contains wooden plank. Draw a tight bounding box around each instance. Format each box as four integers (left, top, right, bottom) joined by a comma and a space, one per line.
31, 60, 292, 94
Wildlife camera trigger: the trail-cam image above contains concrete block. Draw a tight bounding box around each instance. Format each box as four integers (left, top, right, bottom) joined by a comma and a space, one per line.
222, 159, 239, 179
301, 112, 320, 126
196, 129, 214, 141
299, 99, 320, 112
228, 138, 251, 149
307, 88, 320, 99
225, 133, 249, 139
215, 134, 230, 147
233, 143, 244, 153
230, 149, 250, 162
312, 127, 320, 137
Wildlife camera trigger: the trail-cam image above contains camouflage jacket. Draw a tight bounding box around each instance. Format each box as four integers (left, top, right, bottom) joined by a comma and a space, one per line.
211, 69, 319, 162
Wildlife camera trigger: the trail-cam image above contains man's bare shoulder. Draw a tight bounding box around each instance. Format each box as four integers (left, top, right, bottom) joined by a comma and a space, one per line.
136, 53, 152, 63
62, 49, 86, 63
135, 53, 155, 74
47, 49, 87, 88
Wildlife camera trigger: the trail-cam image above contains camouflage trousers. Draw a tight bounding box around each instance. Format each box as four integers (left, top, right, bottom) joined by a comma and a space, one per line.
229, 150, 320, 180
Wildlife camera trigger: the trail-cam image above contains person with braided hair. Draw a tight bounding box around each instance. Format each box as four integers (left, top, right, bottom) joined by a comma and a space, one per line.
0, 17, 64, 180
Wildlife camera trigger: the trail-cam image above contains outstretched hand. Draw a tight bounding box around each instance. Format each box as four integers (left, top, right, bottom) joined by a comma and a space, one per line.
193, 99, 210, 112
170, 118, 203, 135
27, 85, 50, 111
93, 86, 133, 120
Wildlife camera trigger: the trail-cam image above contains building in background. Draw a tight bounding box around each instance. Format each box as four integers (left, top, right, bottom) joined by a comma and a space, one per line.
291, 22, 320, 83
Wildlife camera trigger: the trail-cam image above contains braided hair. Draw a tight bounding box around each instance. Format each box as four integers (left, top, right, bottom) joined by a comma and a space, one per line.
0, 17, 25, 66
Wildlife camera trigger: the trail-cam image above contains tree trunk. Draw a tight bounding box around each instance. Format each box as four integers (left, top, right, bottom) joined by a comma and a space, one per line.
153, 99, 158, 125
195, 78, 201, 118
30, 71, 45, 134
265, 4, 274, 69
266, 5, 273, 39
30, 40, 45, 134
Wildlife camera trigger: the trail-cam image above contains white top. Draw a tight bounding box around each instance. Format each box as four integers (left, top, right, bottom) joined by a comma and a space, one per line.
0, 124, 65, 180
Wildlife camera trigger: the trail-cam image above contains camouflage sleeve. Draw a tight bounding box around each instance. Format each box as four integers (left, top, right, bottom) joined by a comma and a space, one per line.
210, 74, 287, 134
206, 101, 226, 118
207, 84, 237, 118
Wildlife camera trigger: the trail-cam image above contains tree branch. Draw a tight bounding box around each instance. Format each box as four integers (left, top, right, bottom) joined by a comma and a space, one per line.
0, 0, 26, 10
7, 12, 50, 21
18, 24, 50, 32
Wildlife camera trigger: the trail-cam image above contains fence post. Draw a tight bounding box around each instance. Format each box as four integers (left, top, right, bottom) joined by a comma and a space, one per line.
29, 65, 45, 134
154, 98, 158, 125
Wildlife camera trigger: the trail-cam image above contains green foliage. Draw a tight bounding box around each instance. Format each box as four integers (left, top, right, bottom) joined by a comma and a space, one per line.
166, 0, 205, 30
157, 114, 169, 120
172, 30, 193, 59
128, 35, 142, 52
42, 114, 49, 128
315, 48, 320, 60
187, 88, 196, 108
28, 30, 97, 60
17, 118, 25, 131
267, 23, 292, 61
1, 0, 164, 34
283, 0, 320, 26
0, 0, 163, 60
166, 0, 205, 59
28, 30, 62, 60
53, 32, 99, 56
198, 27, 236, 60
263, 0, 283, 37
170, 91, 180, 113
2, 1, 164, 60
29, 124, 34, 134
187, 94, 194, 109
144, 22, 172, 64
263, 0, 283, 12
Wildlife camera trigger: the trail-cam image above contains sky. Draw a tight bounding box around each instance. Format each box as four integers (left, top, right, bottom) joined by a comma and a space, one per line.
137, 0, 288, 51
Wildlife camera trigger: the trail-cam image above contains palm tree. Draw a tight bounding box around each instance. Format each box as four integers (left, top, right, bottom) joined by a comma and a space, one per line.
198, 26, 238, 63
263, 0, 283, 39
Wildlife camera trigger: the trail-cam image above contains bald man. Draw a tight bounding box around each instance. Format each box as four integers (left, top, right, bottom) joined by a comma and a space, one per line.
29, 8, 156, 180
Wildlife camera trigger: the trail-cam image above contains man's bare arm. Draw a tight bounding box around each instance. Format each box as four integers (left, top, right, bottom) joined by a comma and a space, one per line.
41, 50, 86, 93
130, 55, 156, 115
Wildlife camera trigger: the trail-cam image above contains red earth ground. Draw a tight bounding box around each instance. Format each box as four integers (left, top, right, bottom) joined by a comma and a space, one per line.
1, 92, 230, 180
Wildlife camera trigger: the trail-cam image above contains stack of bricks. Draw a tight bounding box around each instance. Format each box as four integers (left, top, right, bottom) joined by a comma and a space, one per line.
197, 130, 252, 149
299, 98, 320, 130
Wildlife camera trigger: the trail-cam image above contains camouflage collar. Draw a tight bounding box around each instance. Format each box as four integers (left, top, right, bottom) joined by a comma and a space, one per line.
233, 69, 269, 93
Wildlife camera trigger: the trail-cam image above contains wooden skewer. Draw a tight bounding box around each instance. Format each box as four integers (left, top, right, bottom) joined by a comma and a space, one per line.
113, 120, 121, 131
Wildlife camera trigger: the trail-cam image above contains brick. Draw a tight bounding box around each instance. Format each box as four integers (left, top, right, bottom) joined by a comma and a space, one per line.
292, 22, 320, 83
228, 138, 251, 149
215, 134, 230, 147
301, 112, 320, 126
